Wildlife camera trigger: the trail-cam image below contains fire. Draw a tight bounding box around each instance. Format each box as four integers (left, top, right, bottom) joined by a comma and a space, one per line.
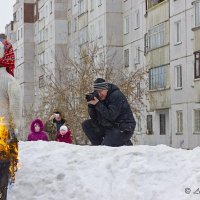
0, 116, 18, 183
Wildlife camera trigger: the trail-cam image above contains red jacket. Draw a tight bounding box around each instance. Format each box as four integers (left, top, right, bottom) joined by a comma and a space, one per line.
0, 40, 15, 76
56, 130, 72, 144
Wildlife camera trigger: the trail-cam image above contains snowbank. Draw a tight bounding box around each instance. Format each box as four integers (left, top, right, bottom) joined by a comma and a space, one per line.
7, 141, 200, 200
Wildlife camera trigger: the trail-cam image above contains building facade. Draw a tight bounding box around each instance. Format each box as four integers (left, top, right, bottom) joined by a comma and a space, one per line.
7, 0, 200, 148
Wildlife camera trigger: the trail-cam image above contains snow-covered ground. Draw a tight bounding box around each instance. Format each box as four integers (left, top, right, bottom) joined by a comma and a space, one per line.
7, 141, 200, 200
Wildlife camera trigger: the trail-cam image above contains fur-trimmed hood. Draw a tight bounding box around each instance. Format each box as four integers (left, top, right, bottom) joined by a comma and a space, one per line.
30, 119, 44, 133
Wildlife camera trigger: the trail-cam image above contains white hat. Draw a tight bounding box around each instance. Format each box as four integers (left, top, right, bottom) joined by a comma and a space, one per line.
60, 125, 68, 132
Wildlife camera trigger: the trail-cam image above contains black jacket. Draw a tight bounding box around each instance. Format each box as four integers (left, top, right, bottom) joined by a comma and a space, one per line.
88, 84, 136, 132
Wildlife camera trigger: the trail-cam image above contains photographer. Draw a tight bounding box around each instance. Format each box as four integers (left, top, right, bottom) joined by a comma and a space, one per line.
82, 78, 136, 147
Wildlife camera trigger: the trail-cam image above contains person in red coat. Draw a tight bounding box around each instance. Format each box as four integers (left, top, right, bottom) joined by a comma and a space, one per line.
56, 125, 72, 144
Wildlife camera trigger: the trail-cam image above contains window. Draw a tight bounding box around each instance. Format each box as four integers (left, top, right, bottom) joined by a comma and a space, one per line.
148, 23, 164, 50
98, 0, 102, 6
147, 115, 153, 134
149, 65, 166, 90
13, 12, 17, 21
194, 109, 200, 133
79, 27, 88, 45
136, 116, 141, 132
98, 20, 103, 38
194, 0, 200, 27
135, 46, 140, 64
90, 24, 95, 41
39, 75, 45, 88
176, 111, 183, 134
74, 43, 78, 58
68, 21, 71, 35
21, 27, 23, 38
45, 28, 48, 41
160, 114, 166, 135
134, 10, 140, 29
175, 21, 181, 44
45, 5, 48, 17
74, 0, 77, 6
21, 8, 23, 20
79, 0, 85, 14
136, 82, 141, 98
124, 49, 129, 67
50, 1, 53, 14
74, 18, 77, 32
194, 51, 200, 79
144, 33, 148, 54
90, 0, 94, 11
124, 16, 129, 34
174, 65, 182, 89
18, 29, 20, 40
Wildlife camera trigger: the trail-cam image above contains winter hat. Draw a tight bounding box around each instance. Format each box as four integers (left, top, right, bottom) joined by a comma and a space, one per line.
93, 78, 109, 90
60, 125, 68, 132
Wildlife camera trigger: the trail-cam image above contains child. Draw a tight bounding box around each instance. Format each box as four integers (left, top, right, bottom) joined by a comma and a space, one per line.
27, 119, 49, 141
56, 125, 72, 144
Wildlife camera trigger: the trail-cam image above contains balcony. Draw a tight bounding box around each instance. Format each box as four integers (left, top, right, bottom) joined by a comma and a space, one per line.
146, 0, 165, 10
148, 64, 171, 110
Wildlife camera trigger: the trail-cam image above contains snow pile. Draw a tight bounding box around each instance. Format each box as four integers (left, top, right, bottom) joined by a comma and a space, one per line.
7, 141, 200, 200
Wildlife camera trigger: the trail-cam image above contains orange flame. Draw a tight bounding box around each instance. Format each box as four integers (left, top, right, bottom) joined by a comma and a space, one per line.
0, 116, 18, 183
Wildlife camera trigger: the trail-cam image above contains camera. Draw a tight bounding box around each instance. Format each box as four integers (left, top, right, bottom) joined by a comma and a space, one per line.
85, 91, 99, 102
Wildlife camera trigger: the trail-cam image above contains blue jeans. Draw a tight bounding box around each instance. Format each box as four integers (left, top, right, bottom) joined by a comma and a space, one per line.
82, 119, 133, 147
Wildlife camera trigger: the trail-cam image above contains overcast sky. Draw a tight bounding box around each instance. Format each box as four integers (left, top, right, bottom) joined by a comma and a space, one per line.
0, 0, 16, 33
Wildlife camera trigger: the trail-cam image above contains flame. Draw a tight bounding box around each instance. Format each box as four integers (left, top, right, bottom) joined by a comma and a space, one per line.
0, 116, 18, 183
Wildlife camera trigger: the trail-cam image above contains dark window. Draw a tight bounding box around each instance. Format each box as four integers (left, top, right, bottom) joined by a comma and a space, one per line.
124, 49, 129, 67
160, 114, 166, 135
194, 51, 200, 79
39, 75, 45, 88
136, 82, 141, 98
147, 115, 153, 134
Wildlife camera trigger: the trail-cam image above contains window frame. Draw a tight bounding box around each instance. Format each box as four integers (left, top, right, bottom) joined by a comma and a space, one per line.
194, 51, 200, 79
160, 114, 166, 135
175, 20, 181, 44
174, 65, 182, 89
149, 65, 166, 90
124, 15, 129, 35
176, 110, 183, 134
194, 109, 200, 133
194, 0, 200, 27
147, 115, 153, 135
124, 49, 129, 67
148, 23, 164, 50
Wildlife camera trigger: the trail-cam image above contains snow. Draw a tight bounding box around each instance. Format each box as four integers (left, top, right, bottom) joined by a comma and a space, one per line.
7, 141, 200, 200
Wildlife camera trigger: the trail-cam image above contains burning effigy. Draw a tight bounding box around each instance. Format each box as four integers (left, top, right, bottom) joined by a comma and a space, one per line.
0, 117, 18, 200
0, 34, 21, 200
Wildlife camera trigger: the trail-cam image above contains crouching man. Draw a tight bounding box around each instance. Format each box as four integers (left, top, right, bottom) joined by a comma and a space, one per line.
82, 78, 136, 147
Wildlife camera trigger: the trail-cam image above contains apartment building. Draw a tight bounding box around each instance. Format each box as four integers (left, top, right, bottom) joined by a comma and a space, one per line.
12, 0, 35, 134
67, 0, 123, 67
8, 0, 200, 147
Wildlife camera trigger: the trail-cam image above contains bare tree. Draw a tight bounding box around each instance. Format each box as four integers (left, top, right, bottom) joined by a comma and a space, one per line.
27, 44, 148, 144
